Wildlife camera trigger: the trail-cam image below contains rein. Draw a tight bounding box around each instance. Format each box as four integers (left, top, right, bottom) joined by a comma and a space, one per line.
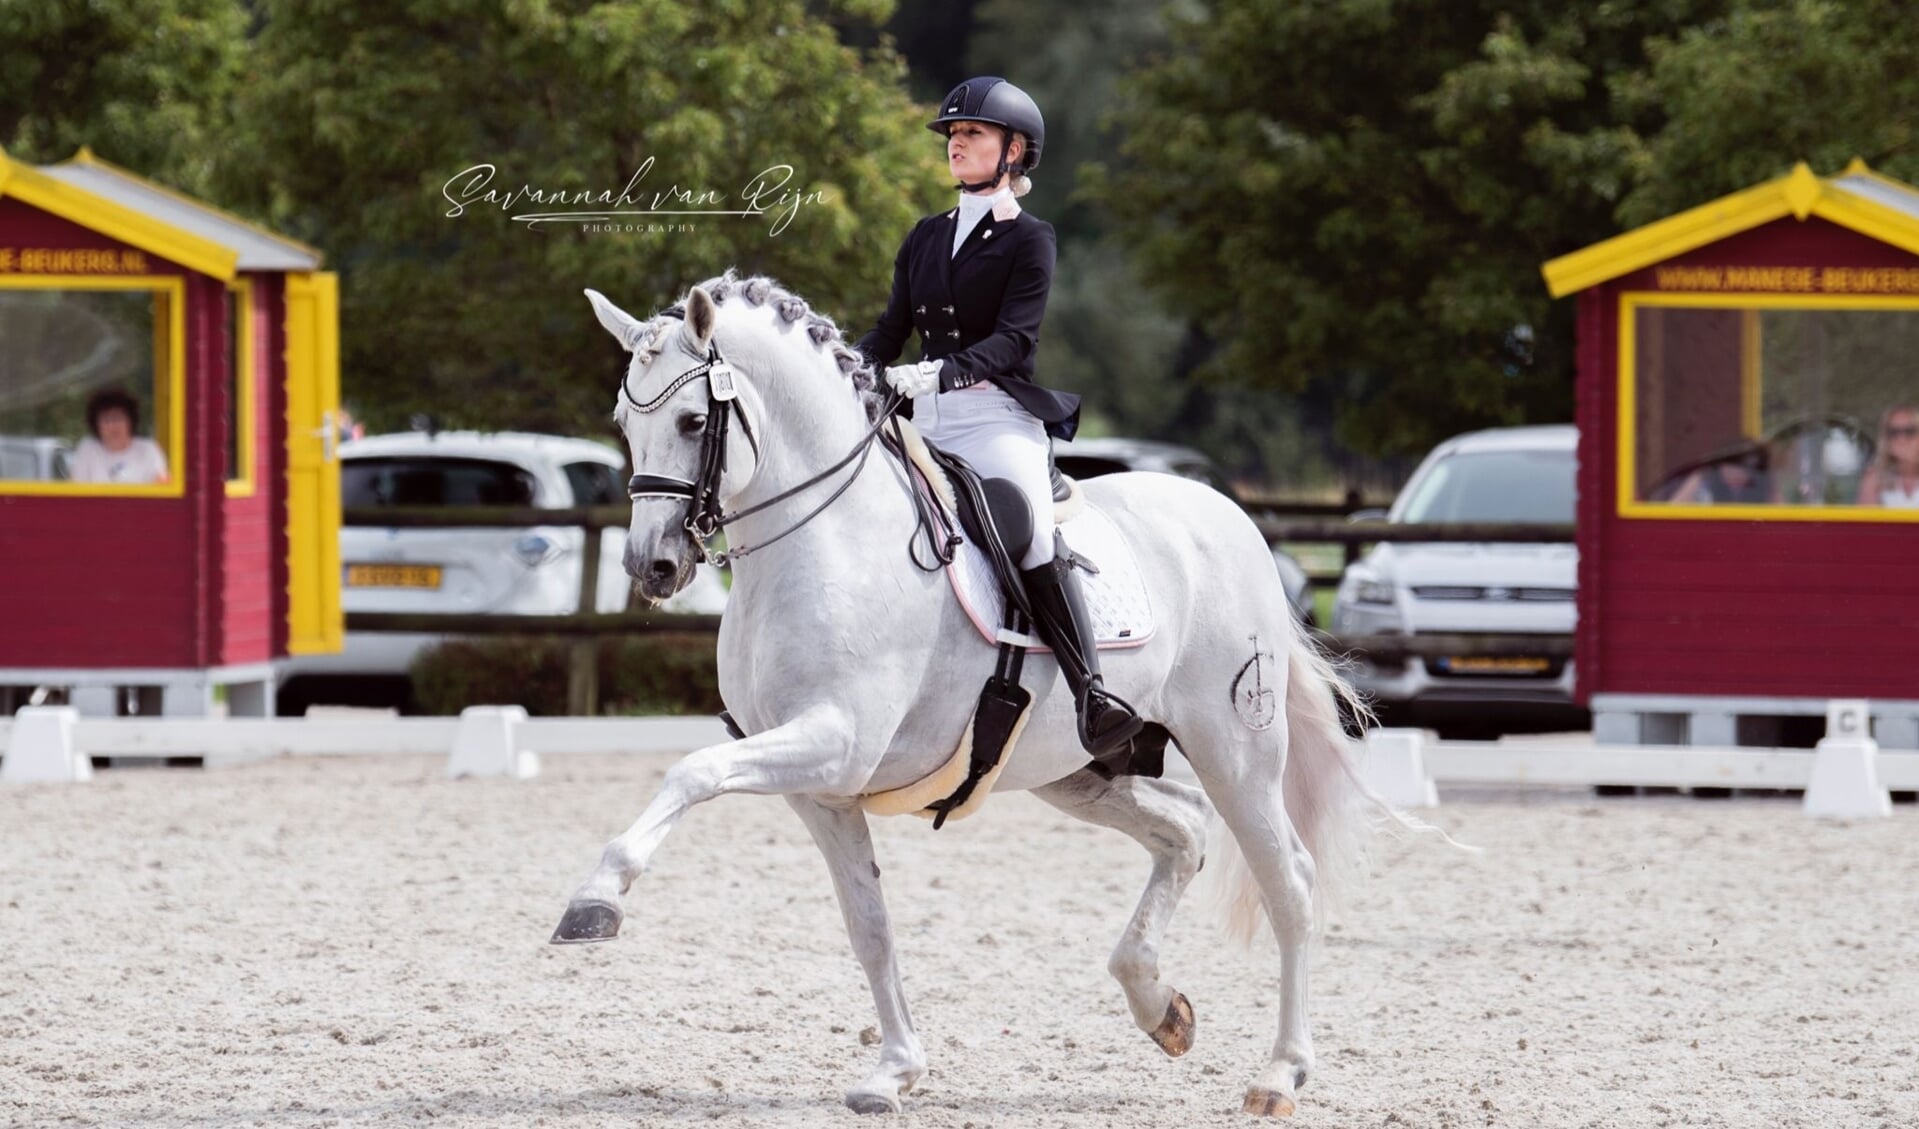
622, 336, 934, 569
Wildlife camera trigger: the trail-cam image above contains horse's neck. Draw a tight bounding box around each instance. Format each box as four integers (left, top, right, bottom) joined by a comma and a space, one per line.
723, 393, 918, 588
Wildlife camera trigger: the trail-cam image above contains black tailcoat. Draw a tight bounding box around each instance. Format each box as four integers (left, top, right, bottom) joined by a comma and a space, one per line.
856, 202, 1081, 440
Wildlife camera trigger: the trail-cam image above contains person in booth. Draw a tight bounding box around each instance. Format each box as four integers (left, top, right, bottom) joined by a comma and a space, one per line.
856, 76, 1144, 761
70, 387, 168, 485
1857, 404, 1919, 507
1669, 441, 1771, 505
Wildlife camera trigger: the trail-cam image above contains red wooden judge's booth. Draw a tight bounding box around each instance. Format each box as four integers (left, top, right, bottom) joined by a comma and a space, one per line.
0, 147, 342, 716
1543, 160, 1919, 749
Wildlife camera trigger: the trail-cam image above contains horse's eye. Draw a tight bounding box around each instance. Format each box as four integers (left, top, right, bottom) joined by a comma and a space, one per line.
679, 412, 707, 437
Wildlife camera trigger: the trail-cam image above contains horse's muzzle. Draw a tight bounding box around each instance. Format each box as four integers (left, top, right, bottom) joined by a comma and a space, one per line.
624, 542, 695, 602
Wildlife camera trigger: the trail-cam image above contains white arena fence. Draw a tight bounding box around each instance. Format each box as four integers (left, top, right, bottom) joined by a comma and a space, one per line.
0, 707, 728, 784
3, 702, 1912, 820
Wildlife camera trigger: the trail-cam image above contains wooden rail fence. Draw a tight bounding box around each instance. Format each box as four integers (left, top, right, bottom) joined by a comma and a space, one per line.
341, 503, 1575, 713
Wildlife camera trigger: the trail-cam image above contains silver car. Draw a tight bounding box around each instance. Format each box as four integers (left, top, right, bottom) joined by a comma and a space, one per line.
1331, 425, 1580, 725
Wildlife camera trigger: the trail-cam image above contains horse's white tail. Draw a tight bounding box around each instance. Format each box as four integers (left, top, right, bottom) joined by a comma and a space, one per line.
1213, 629, 1381, 945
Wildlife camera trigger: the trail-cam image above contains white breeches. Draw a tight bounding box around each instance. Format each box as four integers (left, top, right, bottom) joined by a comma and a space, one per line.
913, 383, 1054, 569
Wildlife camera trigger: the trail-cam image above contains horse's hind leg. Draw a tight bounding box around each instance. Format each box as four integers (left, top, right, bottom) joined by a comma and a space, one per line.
1186, 723, 1317, 1117
1032, 768, 1209, 1057
785, 796, 926, 1114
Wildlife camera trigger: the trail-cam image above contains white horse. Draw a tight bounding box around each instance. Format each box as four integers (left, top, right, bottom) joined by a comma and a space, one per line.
555, 272, 1380, 1118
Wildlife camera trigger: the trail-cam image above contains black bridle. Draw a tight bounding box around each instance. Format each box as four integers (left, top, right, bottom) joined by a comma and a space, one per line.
621, 336, 915, 568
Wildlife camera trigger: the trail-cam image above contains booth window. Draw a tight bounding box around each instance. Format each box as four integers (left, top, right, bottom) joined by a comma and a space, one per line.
0, 278, 185, 496
225, 280, 257, 494
1623, 294, 1919, 519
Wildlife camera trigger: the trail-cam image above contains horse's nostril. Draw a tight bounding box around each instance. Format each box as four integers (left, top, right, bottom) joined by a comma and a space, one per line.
646, 560, 678, 584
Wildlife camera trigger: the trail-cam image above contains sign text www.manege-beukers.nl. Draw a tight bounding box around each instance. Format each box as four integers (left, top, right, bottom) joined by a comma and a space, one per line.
1655, 264, 1919, 293
0, 248, 150, 273
442, 158, 827, 236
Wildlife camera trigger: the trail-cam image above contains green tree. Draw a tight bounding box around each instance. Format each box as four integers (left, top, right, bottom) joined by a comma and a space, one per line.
963, 2, 1191, 447
216, 0, 939, 436
1619, 0, 1919, 224
1088, 0, 1750, 456
0, 0, 244, 192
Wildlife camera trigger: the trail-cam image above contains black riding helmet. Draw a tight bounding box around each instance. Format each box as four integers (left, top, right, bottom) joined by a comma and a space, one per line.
928, 77, 1044, 191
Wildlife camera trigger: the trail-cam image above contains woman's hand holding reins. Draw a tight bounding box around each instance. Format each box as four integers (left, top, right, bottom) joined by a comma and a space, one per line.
884, 360, 943, 398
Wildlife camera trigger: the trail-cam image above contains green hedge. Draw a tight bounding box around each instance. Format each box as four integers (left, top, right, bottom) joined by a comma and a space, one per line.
409, 633, 723, 716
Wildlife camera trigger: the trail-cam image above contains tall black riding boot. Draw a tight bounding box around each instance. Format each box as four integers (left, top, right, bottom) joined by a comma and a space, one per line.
1021, 544, 1145, 758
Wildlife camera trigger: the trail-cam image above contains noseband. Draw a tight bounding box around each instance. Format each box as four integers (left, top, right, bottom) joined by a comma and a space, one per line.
621, 328, 903, 568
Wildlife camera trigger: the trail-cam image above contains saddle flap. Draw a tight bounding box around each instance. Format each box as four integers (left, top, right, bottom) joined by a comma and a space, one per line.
953, 476, 1035, 566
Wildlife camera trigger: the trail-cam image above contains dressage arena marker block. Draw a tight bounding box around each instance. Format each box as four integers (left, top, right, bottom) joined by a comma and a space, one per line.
1803, 700, 1891, 819
1362, 728, 1438, 809
1, 706, 91, 784
447, 706, 540, 780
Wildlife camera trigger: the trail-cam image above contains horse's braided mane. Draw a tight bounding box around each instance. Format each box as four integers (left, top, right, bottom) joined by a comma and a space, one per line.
628, 269, 884, 421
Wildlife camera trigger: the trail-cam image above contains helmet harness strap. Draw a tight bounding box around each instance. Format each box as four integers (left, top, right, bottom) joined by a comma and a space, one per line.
953, 126, 1017, 194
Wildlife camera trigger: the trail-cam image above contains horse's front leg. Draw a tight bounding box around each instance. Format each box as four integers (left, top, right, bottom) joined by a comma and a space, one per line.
552, 703, 865, 942
785, 796, 925, 1114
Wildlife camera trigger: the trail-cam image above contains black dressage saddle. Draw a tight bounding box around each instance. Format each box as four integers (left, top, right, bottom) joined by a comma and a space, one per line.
919, 441, 1171, 784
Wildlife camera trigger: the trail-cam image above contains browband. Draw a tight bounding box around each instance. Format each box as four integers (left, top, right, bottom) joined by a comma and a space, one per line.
624, 343, 734, 414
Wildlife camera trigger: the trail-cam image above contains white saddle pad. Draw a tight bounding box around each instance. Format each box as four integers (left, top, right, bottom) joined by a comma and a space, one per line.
948, 502, 1155, 652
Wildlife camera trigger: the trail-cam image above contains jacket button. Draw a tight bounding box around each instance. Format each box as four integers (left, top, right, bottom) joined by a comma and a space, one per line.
948, 329, 960, 338
943, 305, 955, 314
916, 305, 926, 315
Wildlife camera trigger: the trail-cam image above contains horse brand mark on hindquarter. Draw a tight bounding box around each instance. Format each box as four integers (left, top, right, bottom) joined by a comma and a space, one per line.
1231, 634, 1277, 731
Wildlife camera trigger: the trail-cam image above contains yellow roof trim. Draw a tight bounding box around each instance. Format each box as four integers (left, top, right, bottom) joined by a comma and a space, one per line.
1542, 168, 1802, 298
1814, 179, 1919, 256
0, 148, 238, 280
1542, 160, 1919, 298
1781, 161, 1821, 219
63, 146, 326, 263
1836, 155, 1919, 196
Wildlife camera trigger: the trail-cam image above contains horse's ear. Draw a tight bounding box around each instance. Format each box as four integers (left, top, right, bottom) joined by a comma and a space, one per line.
585, 289, 646, 353
683, 285, 718, 350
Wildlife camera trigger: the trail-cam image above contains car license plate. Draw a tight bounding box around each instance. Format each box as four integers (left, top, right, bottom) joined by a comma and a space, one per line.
345, 564, 444, 589
1440, 655, 1551, 676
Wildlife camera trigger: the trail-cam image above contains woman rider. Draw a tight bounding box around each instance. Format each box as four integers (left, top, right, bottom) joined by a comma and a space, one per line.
856, 76, 1143, 760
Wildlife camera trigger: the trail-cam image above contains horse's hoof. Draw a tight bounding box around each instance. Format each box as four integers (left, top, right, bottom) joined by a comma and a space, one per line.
1149, 991, 1195, 1057
549, 899, 623, 944
1241, 1087, 1297, 1118
844, 1089, 901, 1115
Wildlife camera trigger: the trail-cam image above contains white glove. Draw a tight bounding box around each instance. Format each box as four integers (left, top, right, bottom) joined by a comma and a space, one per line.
884, 359, 943, 398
